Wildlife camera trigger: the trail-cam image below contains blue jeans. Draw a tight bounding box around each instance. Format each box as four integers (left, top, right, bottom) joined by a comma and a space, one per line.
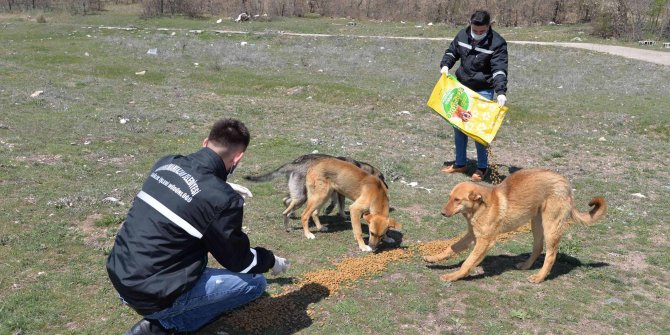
453, 89, 494, 170
144, 268, 267, 332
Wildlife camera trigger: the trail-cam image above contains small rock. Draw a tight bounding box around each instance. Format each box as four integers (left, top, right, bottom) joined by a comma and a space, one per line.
216, 18, 223, 23
119, 118, 129, 124
598, 137, 606, 141
84, 52, 90, 56
146, 48, 158, 55
631, 193, 646, 198
103, 197, 120, 203
135, 70, 146, 75
30, 90, 44, 98
399, 110, 411, 115
408, 182, 418, 187
240, 41, 248, 46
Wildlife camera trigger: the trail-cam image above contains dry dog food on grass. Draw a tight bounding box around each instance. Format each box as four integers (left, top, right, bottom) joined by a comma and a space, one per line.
216, 248, 411, 334
217, 226, 534, 334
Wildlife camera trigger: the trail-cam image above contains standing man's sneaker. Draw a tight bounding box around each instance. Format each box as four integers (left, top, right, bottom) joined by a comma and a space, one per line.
441, 164, 467, 174
125, 319, 173, 335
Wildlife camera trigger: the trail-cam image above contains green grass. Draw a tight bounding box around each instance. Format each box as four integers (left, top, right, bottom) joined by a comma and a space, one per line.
1, 4, 670, 335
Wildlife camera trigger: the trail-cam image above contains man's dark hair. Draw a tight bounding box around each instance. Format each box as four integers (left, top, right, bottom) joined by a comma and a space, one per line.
208, 118, 250, 150
470, 10, 491, 26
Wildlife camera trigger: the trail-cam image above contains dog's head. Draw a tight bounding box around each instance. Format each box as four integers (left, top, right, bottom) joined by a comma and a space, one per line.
443, 182, 485, 217
363, 213, 402, 250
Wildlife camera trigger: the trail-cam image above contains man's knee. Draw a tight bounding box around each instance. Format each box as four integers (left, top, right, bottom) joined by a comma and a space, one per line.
249, 274, 267, 298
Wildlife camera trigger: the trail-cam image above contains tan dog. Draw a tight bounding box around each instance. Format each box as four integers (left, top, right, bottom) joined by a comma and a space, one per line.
424, 168, 606, 283
296, 158, 401, 251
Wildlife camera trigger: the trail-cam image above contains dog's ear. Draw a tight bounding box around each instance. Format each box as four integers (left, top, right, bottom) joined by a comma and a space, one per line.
468, 191, 483, 202
386, 218, 402, 230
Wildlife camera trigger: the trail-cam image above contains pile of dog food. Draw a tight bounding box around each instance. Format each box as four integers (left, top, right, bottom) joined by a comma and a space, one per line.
216, 225, 533, 333
216, 248, 410, 334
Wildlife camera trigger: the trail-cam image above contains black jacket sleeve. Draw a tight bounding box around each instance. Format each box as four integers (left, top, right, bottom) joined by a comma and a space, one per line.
490, 40, 508, 95
440, 38, 460, 69
201, 207, 275, 274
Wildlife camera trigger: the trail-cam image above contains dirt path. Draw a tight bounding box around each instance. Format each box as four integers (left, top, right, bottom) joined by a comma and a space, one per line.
509, 41, 670, 66
90, 25, 670, 66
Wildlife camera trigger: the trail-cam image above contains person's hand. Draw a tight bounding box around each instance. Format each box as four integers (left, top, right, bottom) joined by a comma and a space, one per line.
271, 256, 290, 276
497, 94, 507, 107
227, 182, 253, 198
440, 66, 449, 75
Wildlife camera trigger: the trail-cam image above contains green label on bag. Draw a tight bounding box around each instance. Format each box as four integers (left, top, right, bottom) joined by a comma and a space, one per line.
442, 87, 469, 118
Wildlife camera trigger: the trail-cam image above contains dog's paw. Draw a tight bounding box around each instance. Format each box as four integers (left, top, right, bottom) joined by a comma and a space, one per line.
439, 272, 461, 282
359, 245, 373, 252
527, 274, 545, 284
305, 232, 316, 240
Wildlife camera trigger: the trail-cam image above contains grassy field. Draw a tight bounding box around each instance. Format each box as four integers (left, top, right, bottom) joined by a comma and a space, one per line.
1, 4, 669, 335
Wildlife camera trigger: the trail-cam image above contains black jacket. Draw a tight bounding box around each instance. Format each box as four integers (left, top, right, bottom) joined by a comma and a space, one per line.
440, 26, 508, 95
106, 148, 275, 315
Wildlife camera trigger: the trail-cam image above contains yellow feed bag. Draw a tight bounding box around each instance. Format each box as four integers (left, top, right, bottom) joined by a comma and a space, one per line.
427, 74, 508, 146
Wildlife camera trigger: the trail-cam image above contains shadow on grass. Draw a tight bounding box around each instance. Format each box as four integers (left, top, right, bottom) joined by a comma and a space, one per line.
204, 282, 330, 335
426, 253, 609, 282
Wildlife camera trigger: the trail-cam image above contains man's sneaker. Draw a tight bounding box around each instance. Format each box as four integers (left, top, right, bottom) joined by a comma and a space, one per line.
440, 164, 467, 174
124, 319, 173, 335
471, 169, 487, 182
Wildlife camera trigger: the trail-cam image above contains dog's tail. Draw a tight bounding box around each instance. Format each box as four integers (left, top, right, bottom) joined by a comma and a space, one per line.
245, 154, 332, 182
243, 164, 291, 182
570, 197, 607, 225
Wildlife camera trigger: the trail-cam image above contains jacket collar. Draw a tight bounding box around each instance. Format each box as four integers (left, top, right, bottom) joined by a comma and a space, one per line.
192, 147, 229, 181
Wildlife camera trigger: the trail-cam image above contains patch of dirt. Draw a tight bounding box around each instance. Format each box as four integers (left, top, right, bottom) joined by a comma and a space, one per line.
396, 203, 432, 224
610, 250, 649, 272
78, 213, 113, 250
14, 154, 62, 165
575, 317, 617, 334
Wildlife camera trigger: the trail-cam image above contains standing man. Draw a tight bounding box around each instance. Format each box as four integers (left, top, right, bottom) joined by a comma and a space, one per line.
439, 10, 508, 182
107, 118, 289, 335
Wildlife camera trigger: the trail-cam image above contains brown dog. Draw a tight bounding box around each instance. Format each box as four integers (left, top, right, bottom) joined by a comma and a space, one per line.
424, 168, 606, 283
298, 158, 401, 251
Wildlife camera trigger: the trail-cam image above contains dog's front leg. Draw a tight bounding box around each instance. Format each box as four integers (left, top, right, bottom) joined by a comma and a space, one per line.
349, 206, 372, 252
440, 237, 495, 282
424, 229, 475, 263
